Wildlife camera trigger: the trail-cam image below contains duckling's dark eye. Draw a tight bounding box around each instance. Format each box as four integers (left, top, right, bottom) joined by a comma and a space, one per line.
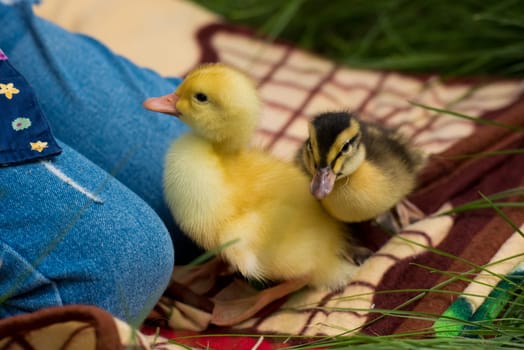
306, 139, 313, 152
341, 134, 359, 153
341, 140, 352, 153
194, 92, 208, 102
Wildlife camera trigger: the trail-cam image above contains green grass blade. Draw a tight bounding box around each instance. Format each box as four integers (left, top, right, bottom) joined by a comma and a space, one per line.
410, 102, 524, 133
437, 186, 524, 216
478, 191, 524, 238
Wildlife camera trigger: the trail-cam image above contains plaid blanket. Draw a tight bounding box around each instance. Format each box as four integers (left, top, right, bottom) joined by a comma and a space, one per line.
1, 0, 523, 349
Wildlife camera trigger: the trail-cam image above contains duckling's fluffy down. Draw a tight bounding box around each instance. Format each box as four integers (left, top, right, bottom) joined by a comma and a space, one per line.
147, 63, 361, 290
164, 132, 359, 289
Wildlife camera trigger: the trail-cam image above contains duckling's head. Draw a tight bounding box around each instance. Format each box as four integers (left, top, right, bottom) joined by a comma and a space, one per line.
301, 111, 366, 199
144, 63, 260, 151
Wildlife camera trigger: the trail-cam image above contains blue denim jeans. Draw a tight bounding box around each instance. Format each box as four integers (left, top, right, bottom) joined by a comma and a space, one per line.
0, 1, 196, 324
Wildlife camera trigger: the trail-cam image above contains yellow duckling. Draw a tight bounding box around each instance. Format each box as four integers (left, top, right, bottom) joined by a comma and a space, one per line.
144, 63, 364, 290
297, 111, 426, 228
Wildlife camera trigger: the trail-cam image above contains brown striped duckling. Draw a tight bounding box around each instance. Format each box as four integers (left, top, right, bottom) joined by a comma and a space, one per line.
297, 111, 426, 230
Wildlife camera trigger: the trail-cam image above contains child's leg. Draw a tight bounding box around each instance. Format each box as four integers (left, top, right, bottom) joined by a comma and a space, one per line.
0, 142, 174, 325
0, 1, 200, 263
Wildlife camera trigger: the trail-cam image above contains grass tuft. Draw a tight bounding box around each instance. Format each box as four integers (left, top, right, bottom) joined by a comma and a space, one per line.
190, 0, 524, 77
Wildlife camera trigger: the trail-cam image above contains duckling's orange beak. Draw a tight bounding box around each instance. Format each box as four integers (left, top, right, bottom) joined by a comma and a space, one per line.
143, 93, 180, 117
310, 167, 336, 200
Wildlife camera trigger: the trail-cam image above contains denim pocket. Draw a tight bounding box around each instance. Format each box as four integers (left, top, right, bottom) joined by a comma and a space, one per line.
0, 58, 62, 166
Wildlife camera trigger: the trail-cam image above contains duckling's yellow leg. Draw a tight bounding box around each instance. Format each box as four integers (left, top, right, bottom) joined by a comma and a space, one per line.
219, 212, 267, 281
309, 257, 359, 291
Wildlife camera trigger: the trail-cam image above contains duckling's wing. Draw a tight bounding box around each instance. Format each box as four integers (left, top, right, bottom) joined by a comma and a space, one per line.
361, 121, 425, 172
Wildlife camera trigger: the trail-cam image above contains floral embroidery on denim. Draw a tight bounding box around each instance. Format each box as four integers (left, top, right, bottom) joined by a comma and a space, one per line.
0, 51, 62, 165
30, 140, 48, 153
11, 117, 32, 131
0, 82, 20, 99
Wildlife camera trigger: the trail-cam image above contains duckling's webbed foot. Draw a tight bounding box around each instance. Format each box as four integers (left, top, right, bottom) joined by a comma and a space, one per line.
375, 211, 402, 233
395, 199, 426, 227
375, 199, 426, 233
351, 246, 374, 266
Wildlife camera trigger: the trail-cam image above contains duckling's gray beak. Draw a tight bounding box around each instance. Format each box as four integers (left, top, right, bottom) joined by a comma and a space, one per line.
143, 93, 180, 117
310, 167, 336, 200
